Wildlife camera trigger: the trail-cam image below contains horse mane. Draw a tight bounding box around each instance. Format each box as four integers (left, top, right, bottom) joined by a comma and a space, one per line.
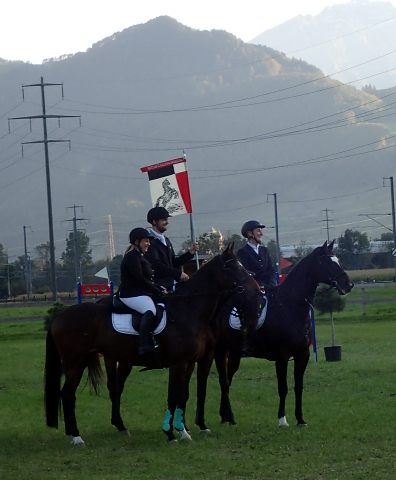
171, 245, 236, 297
279, 241, 334, 288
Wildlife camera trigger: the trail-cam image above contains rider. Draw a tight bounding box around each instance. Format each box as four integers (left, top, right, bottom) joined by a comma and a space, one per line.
145, 206, 199, 291
238, 220, 277, 292
237, 220, 277, 356
118, 227, 164, 355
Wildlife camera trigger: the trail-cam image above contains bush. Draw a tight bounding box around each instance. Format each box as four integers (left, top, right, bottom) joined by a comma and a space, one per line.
43, 302, 67, 331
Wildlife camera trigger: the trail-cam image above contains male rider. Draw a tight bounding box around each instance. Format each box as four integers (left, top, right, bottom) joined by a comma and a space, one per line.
237, 220, 277, 356
145, 206, 199, 291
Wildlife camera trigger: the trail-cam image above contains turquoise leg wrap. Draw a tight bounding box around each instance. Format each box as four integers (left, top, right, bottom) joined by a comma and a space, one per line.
163, 409, 172, 432
174, 408, 185, 431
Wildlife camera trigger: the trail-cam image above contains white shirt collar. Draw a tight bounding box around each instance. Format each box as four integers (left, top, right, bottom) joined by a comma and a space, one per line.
150, 228, 167, 246
247, 242, 259, 254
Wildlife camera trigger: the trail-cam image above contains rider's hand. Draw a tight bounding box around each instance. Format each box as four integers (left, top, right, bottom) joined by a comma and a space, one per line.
179, 272, 189, 282
189, 242, 199, 254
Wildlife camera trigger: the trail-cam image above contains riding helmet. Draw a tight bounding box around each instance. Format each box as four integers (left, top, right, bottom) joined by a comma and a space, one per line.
129, 228, 155, 244
241, 220, 265, 238
147, 206, 172, 224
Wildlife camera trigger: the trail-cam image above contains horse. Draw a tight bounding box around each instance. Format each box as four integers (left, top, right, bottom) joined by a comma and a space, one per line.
44, 245, 262, 445
194, 241, 354, 431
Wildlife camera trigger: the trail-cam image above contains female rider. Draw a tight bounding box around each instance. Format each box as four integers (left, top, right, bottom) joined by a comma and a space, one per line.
118, 227, 165, 355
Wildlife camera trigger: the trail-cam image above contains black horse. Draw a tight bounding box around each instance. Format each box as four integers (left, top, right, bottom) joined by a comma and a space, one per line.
194, 241, 354, 431
44, 245, 262, 444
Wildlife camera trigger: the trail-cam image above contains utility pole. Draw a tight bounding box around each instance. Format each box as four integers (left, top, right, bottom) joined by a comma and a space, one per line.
23, 226, 32, 299
267, 193, 281, 278
108, 215, 116, 260
383, 176, 396, 280
64, 205, 88, 286
319, 208, 334, 243
8, 77, 81, 301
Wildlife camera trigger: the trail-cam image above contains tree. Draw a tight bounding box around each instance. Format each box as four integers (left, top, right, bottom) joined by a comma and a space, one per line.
375, 232, 394, 242
182, 231, 245, 258
32, 242, 52, 293
314, 285, 346, 346
60, 231, 92, 269
290, 241, 313, 263
336, 229, 371, 269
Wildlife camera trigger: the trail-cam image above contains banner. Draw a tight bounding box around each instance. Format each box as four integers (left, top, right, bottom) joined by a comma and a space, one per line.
141, 157, 192, 216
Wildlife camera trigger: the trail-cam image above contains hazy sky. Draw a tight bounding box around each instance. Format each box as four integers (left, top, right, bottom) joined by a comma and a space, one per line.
2, 0, 387, 64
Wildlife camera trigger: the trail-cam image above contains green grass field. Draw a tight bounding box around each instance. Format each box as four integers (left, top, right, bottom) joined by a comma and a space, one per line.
1, 316, 396, 480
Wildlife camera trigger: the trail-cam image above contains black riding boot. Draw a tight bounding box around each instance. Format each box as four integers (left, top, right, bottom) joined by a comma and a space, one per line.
242, 333, 256, 357
138, 311, 157, 355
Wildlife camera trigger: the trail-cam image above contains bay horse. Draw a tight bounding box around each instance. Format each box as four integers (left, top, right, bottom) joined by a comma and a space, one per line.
194, 241, 354, 431
44, 245, 262, 444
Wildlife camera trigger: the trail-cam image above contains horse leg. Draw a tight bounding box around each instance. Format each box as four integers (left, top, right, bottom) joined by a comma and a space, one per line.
195, 352, 214, 432
215, 347, 241, 425
275, 359, 289, 427
60, 362, 86, 446
176, 362, 195, 438
163, 363, 192, 442
104, 357, 132, 435
294, 348, 310, 426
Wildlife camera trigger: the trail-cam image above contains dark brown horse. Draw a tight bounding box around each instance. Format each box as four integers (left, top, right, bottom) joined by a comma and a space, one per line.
194, 241, 354, 431
44, 245, 262, 444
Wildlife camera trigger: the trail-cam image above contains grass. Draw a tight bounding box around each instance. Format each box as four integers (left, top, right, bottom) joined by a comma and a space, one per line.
1, 318, 396, 479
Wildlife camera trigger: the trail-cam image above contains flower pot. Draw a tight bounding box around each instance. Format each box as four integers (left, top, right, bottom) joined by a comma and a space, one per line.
324, 345, 342, 362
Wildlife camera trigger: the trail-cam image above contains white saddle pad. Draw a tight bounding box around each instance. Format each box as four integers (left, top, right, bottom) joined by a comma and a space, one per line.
112, 310, 167, 335
229, 295, 268, 330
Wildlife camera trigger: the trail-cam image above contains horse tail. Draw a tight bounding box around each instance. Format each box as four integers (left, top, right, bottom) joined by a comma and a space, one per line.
44, 328, 62, 429
86, 353, 105, 395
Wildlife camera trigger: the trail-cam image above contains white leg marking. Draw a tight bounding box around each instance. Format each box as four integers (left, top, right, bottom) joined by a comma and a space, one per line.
179, 428, 192, 441
278, 416, 289, 427
199, 428, 211, 434
70, 436, 85, 446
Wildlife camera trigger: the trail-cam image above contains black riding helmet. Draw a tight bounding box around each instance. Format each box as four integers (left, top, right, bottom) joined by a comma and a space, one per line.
241, 220, 265, 238
147, 206, 172, 224
129, 227, 155, 244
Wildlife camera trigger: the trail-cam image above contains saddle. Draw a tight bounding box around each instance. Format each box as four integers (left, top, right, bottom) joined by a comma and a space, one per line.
229, 294, 268, 331
112, 295, 165, 333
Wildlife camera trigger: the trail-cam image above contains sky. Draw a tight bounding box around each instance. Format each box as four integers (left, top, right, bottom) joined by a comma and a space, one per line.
1, 0, 385, 65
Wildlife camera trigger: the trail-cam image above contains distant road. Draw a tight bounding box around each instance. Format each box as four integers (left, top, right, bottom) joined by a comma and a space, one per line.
0, 316, 43, 323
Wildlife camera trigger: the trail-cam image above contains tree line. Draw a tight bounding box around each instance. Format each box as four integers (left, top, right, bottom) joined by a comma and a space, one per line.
0, 228, 394, 299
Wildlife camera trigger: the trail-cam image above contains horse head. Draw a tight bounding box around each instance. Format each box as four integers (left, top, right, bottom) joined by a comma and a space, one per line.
219, 244, 262, 335
314, 240, 354, 295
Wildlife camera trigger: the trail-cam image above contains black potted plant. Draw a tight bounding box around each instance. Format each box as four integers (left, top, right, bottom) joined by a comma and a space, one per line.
314, 285, 346, 361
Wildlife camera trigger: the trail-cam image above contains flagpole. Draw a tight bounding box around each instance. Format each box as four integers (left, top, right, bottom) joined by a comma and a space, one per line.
184, 150, 199, 271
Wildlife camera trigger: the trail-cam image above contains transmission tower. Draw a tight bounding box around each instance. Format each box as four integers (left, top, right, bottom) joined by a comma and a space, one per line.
108, 215, 116, 260
8, 77, 81, 300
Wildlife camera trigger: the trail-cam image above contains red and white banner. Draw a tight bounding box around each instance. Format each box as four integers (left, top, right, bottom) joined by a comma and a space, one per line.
141, 157, 192, 216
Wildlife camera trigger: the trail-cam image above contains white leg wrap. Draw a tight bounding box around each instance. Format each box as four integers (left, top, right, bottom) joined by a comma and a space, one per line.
70, 436, 85, 446
179, 428, 192, 441
278, 416, 289, 427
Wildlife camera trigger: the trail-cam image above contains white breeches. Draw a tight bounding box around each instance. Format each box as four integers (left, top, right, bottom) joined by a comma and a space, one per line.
120, 296, 156, 315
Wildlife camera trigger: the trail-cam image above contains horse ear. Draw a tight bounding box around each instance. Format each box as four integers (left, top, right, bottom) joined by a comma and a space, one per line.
328, 239, 335, 251
222, 243, 234, 256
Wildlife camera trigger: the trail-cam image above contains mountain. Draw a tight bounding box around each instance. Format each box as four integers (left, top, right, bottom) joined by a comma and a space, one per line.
0, 16, 394, 264
250, 0, 396, 89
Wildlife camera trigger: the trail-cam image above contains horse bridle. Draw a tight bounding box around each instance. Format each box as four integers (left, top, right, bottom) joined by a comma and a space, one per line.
220, 256, 261, 321
316, 254, 347, 295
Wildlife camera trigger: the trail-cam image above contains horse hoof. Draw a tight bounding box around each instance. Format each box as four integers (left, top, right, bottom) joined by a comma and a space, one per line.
70, 436, 85, 446
178, 428, 192, 441
199, 429, 211, 434
118, 429, 131, 436
297, 422, 308, 427
278, 416, 289, 427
